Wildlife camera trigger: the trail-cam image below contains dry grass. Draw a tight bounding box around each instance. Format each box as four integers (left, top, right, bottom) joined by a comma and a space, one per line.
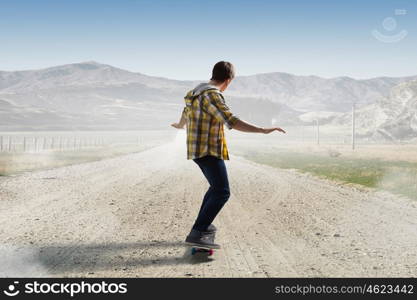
230, 138, 417, 201
0, 143, 160, 176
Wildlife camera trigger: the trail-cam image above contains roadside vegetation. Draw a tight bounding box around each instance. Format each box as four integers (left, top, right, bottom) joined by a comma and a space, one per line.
235, 146, 417, 201
0, 143, 158, 176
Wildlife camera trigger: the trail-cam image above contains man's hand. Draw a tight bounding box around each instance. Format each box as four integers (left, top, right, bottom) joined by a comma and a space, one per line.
232, 119, 286, 134
171, 122, 184, 129
260, 127, 286, 134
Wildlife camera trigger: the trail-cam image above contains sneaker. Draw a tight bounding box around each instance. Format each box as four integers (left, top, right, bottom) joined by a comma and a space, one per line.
206, 224, 217, 233
185, 229, 221, 249
204, 225, 216, 244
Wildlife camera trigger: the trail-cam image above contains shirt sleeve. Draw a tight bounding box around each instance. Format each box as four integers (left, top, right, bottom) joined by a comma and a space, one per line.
202, 92, 239, 129
181, 106, 188, 118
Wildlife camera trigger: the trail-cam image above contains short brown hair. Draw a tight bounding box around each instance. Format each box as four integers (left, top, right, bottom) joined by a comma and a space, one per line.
211, 61, 235, 82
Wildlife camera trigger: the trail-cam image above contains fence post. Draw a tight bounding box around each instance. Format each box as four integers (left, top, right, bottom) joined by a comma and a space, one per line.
0, 136, 3, 152
352, 103, 356, 150
8, 136, 12, 152
301, 126, 304, 144
23, 137, 27, 152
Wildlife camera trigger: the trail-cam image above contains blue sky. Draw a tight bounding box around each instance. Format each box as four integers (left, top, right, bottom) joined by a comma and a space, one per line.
0, 0, 416, 80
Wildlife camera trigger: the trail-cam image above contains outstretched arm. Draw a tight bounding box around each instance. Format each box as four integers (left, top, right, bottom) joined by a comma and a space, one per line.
202, 92, 285, 134
171, 107, 187, 129
232, 119, 286, 134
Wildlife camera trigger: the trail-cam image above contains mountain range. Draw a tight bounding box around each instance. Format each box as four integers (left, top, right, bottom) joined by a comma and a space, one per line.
0, 61, 416, 140
328, 79, 417, 141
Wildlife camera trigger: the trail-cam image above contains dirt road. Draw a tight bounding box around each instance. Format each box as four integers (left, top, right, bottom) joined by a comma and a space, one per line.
0, 142, 416, 277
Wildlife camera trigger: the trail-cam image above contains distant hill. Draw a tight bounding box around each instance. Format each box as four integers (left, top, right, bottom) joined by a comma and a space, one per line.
0, 61, 415, 132
329, 79, 417, 141
228, 72, 417, 112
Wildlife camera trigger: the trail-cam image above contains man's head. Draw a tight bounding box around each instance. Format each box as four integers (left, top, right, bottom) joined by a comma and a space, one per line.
210, 61, 235, 92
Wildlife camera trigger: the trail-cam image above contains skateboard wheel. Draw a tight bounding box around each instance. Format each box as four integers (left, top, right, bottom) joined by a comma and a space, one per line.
191, 247, 213, 255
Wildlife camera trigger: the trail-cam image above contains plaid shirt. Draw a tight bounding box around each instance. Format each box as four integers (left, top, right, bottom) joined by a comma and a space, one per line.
182, 84, 239, 160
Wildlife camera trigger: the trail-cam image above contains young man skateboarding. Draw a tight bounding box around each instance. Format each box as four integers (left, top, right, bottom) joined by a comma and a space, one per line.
171, 61, 286, 249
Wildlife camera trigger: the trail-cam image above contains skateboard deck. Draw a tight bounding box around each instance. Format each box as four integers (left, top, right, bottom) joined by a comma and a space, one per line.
185, 242, 218, 256
191, 246, 214, 256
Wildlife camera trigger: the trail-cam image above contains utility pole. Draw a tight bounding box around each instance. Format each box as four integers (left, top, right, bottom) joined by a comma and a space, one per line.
352, 103, 356, 150
301, 125, 304, 144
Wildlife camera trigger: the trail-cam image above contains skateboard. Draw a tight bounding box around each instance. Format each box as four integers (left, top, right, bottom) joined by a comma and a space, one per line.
188, 231, 217, 256
190, 245, 215, 256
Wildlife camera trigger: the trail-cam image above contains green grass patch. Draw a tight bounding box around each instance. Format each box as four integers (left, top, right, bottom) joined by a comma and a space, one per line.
237, 148, 417, 200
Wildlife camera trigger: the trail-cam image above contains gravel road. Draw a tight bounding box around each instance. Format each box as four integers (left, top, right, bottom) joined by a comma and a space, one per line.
1, 142, 416, 277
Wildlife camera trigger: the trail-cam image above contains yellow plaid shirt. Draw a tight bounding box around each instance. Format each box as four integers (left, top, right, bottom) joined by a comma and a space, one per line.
182, 84, 239, 160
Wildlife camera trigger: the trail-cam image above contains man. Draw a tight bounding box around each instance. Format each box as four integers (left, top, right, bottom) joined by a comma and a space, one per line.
171, 61, 286, 248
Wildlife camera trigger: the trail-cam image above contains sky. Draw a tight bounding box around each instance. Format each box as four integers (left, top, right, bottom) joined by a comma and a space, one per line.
0, 0, 416, 80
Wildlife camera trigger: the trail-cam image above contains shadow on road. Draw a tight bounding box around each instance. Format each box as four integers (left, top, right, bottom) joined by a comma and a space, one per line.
34, 240, 213, 274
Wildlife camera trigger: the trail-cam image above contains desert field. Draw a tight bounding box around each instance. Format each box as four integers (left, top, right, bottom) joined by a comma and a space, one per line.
0, 134, 417, 277
228, 129, 417, 201
0, 130, 416, 277
0, 130, 175, 175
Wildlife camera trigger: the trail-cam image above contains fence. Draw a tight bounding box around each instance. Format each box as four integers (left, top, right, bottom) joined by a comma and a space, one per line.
0, 130, 174, 153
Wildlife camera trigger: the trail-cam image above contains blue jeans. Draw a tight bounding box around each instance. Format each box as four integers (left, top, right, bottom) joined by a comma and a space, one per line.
192, 155, 231, 232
